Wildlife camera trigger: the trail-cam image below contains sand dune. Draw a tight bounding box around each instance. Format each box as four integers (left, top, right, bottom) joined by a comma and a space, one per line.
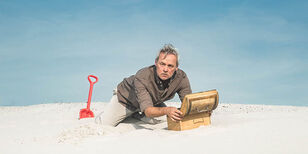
0, 102, 307, 154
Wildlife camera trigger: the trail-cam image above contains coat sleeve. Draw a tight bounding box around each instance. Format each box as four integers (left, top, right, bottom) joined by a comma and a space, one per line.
134, 77, 154, 112
177, 73, 192, 102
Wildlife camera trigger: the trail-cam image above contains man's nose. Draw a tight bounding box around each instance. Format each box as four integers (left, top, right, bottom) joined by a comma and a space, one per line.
163, 66, 168, 72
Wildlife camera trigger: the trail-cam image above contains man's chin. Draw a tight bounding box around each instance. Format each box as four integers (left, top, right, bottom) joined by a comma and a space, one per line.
159, 76, 169, 80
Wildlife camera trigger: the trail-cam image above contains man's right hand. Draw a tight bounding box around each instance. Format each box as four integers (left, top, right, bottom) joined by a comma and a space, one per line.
144, 106, 183, 122
165, 107, 183, 122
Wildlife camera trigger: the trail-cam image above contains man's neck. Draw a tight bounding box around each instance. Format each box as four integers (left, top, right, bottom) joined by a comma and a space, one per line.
154, 66, 175, 90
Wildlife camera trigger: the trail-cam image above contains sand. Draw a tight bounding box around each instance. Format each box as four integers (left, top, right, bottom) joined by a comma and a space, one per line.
0, 102, 307, 154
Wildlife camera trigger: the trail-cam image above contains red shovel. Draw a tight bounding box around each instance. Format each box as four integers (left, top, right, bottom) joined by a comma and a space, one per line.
79, 75, 98, 120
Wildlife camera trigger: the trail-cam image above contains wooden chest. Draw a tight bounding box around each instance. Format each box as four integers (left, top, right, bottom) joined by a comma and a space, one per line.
167, 90, 219, 131
167, 112, 211, 131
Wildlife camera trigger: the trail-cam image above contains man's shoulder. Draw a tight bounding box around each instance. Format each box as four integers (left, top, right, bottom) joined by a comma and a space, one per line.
176, 68, 189, 79
135, 65, 155, 78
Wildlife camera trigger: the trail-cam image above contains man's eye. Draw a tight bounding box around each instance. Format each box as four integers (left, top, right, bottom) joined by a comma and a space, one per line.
160, 62, 165, 66
168, 65, 174, 69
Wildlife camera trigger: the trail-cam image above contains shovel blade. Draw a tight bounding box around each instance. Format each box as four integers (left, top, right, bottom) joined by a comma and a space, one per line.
79, 108, 94, 119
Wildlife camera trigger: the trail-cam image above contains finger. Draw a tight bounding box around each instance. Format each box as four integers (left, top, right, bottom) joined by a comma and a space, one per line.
172, 115, 182, 121
175, 109, 183, 115
171, 117, 180, 122
173, 112, 182, 119
174, 110, 183, 117
170, 117, 177, 122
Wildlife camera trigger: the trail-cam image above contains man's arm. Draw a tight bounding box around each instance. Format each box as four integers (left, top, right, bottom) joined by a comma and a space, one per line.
144, 106, 183, 121
177, 72, 192, 101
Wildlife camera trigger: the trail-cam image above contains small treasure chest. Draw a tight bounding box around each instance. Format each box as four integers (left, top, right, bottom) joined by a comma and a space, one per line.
167, 89, 219, 131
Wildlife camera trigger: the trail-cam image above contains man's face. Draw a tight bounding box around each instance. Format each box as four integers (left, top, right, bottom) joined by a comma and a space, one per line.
155, 53, 178, 80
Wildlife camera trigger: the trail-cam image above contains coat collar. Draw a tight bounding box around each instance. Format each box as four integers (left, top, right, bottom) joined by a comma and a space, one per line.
153, 65, 177, 90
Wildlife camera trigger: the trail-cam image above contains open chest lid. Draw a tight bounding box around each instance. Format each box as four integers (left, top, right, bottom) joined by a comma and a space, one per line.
180, 89, 219, 116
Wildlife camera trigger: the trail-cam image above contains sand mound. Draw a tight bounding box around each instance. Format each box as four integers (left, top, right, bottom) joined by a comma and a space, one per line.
0, 102, 307, 154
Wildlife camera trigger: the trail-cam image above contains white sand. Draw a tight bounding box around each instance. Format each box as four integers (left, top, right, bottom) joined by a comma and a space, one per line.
0, 102, 307, 154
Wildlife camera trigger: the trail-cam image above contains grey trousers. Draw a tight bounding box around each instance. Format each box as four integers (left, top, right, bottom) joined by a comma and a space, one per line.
99, 94, 136, 126
98, 91, 165, 127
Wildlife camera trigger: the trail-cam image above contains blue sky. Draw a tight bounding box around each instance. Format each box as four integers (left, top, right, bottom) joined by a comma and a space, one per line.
0, 0, 307, 106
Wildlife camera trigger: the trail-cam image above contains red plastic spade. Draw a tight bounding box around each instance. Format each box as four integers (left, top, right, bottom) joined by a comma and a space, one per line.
79, 75, 98, 120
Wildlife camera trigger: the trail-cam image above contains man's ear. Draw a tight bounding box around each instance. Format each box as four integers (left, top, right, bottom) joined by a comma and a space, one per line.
176, 67, 178, 71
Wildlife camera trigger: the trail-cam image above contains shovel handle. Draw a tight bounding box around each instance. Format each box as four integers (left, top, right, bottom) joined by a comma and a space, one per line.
88, 75, 98, 85
87, 75, 98, 109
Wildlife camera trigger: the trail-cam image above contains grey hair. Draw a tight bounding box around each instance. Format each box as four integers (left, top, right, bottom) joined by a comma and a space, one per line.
155, 44, 180, 67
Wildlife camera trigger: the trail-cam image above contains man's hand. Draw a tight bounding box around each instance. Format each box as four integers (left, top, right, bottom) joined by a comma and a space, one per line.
144, 106, 183, 122
165, 107, 183, 122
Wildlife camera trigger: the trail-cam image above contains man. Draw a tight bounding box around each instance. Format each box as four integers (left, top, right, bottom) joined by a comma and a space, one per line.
100, 44, 192, 126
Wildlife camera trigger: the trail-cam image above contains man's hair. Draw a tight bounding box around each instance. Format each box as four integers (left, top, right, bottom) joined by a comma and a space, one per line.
155, 44, 179, 67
